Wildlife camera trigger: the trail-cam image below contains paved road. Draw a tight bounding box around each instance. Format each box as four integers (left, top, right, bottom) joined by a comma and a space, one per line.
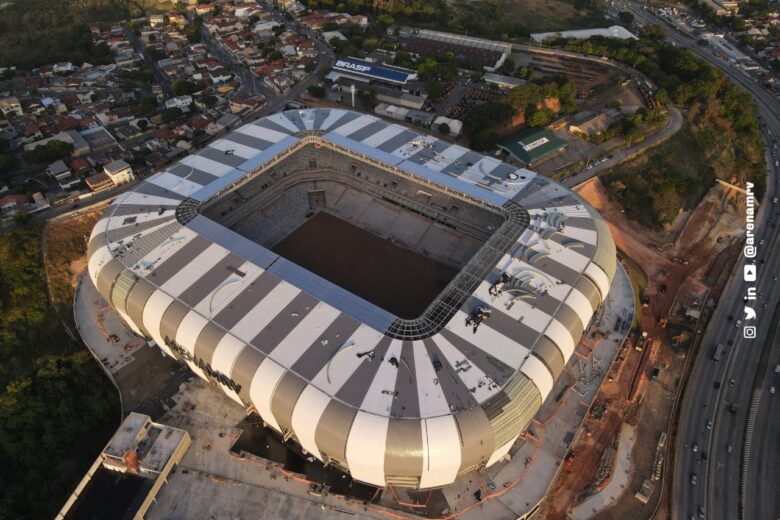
563, 102, 683, 188
195, 7, 334, 116
505, 42, 685, 187
624, 5, 780, 520
744, 303, 780, 520
123, 22, 172, 98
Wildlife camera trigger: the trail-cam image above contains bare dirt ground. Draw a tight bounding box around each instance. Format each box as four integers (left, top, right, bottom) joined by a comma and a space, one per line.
541, 178, 745, 519
43, 210, 103, 321
272, 211, 458, 319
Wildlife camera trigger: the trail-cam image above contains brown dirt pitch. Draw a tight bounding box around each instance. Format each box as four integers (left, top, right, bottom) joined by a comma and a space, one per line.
272, 211, 459, 319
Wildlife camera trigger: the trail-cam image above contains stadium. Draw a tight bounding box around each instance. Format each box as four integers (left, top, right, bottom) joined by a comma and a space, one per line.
87, 108, 616, 490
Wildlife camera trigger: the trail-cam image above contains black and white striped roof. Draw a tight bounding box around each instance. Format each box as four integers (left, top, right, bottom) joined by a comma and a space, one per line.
88, 109, 616, 488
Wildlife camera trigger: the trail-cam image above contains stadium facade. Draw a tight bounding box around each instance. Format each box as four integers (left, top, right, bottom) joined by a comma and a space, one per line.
88, 109, 616, 489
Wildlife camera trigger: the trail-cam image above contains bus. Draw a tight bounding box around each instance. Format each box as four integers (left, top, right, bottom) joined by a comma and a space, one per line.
712, 343, 725, 363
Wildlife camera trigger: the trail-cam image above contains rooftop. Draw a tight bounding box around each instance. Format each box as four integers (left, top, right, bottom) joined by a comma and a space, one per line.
104, 159, 130, 175
498, 126, 569, 164
88, 109, 615, 489
531, 25, 638, 42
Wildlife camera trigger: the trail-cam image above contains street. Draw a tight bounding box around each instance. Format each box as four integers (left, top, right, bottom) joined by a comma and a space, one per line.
194, 5, 335, 116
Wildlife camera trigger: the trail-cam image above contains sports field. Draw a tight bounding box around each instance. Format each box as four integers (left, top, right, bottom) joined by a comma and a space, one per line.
272, 212, 458, 318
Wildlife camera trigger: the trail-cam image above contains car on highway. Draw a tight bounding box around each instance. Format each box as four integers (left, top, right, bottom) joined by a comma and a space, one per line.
736, 319, 742, 328
698, 504, 705, 518
729, 378, 736, 387
692, 443, 699, 452
726, 442, 733, 453
706, 420, 713, 430
690, 472, 697, 485
701, 452, 708, 463
771, 386, 776, 394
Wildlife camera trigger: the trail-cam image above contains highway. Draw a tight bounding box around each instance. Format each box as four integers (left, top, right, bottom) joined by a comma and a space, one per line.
625, 4, 780, 520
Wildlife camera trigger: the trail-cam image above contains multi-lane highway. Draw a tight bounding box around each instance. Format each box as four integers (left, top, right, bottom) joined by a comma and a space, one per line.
625, 4, 780, 519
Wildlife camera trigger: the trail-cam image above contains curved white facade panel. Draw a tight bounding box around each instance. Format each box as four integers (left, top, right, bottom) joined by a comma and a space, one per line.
87, 109, 616, 489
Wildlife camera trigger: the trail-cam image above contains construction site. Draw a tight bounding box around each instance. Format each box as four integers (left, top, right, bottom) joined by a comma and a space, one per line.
539, 177, 747, 519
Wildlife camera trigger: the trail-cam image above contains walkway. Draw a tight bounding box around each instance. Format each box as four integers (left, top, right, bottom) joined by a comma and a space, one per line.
440, 263, 635, 520
570, 423, 637, 520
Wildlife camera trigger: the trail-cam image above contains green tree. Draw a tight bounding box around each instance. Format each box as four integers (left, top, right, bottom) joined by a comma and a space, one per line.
172, 80, 200, 96
144, 46, 165, 61
307, 84, 326, 98
0, 223, 117, 519
200, 94, 218, 108
22, 141, 74, 163
438, 122, 450, 135
184, 24, 201, 43
0, 154, 19, 175
639, 24, 667, 40
426, 80, 446, 101
139, 97, 157, 114
618, 11, 634, 25
527, 108, 555, 127
161, 107, 183, 123
498, 56, 516, 76
472, 128, 499, 151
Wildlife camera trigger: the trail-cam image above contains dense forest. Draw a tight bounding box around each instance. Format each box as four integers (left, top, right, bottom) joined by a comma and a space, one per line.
545, 26, 766, 227
0, 0, 166, 68
306, 0, 606, 37
0, 224, 117, 519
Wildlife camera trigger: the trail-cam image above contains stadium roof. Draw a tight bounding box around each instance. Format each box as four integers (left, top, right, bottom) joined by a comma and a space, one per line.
88, 109, 615, 489
531, 25, 638, 42
498, 127, 568, 165
414, 29, 512, 54
332, 57, 417, 85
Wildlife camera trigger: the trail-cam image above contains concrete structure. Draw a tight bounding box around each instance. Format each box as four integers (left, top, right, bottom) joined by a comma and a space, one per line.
322, 30, 347, 42
0, 96, 23, 117
408, 29, 512, 72
699, 0, 739, 15
483, 73, 526, 90
103, 159, 135, 186
23, 130, 90, 156
374, 102, 435, 126
433, 116, 463, 137
331, 57, 417, 86
47, 159, 72, 182
57, 413, 190, 520
701, 33, 753, 65
87, 109, 615, 490
86, 172, 116, 193
569, 111, 619, 137
498, 127, 569, 165
165, 95, 193, 112
47, 159, 81, 190
375, 87, 426, 110
531, 26, 638, 43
